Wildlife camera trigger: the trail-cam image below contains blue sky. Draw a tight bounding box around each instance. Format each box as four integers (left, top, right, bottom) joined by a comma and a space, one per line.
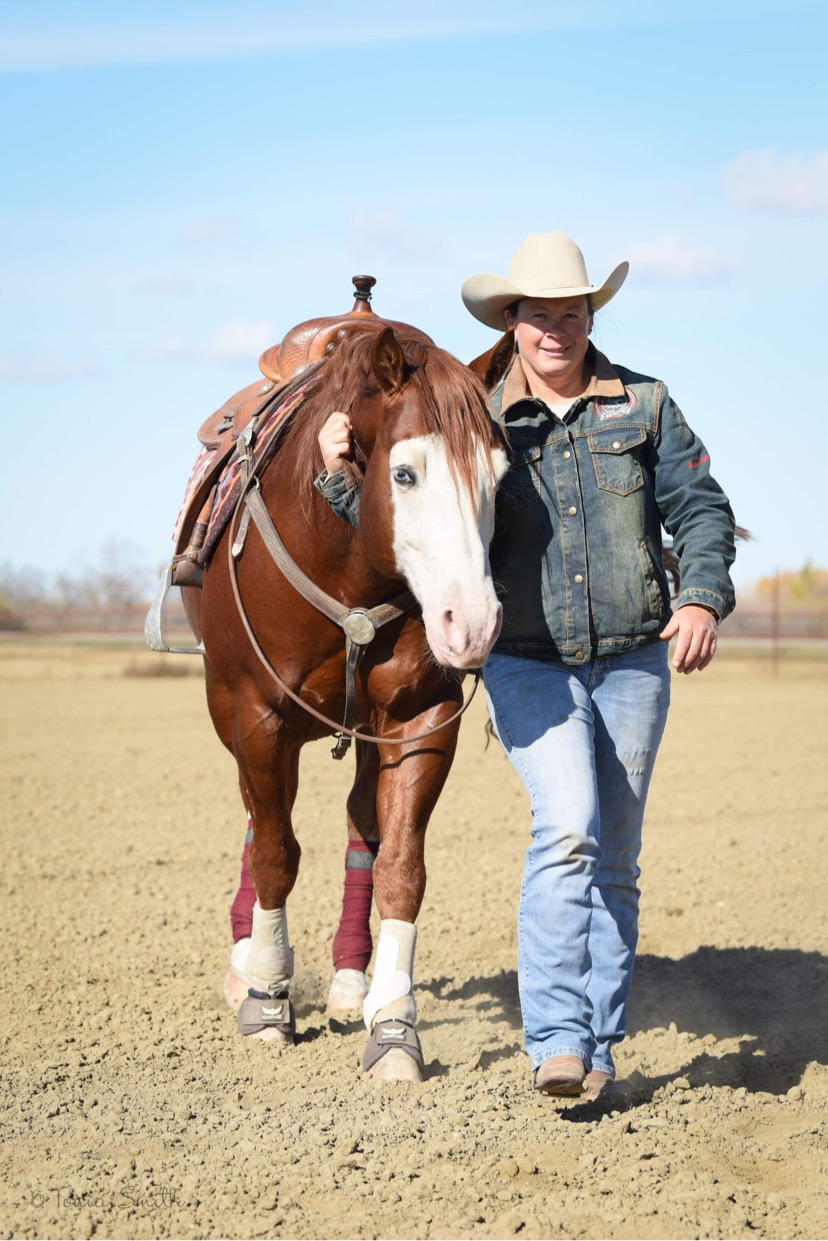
1, 0, 826, 592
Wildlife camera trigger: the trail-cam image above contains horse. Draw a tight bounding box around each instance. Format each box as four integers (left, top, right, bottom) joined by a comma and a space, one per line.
181, 320, 508, 1081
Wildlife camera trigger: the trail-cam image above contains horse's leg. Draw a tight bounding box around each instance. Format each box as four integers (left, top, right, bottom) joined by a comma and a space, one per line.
200, 664, 260, 1011
224, 688, 303, 1044
362, 725, 459, 1081
327, 739, 380, 1014
223, 800, 257, 1011
229, 809, 256, 942
227, 739, 380, 1016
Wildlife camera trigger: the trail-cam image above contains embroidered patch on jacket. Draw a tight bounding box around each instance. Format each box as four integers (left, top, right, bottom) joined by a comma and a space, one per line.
594, 387, 638, 421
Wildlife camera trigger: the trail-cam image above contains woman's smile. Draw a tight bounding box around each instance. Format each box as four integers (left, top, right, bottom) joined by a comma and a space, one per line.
505, 294, 593, 401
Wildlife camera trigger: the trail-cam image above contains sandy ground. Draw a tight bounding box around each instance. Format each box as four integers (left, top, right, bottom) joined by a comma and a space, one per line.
1, 640, 826, 1241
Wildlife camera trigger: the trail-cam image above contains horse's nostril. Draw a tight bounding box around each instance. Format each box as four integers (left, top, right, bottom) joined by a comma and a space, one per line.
442, 610, 465, 642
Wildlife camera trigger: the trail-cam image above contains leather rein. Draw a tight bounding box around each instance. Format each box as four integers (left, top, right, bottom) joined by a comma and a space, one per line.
226, 422, 480, 760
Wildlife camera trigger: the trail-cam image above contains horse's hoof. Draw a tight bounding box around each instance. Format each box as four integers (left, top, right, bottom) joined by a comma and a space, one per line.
365, 1048, 424, 1082
223, 968, 249, 1011
236, 994, 295, 1043
362, 1019, 424, 1082
326, 968, 369, 1015
247, 1026, 294, 1045
223, 938, 253, 1011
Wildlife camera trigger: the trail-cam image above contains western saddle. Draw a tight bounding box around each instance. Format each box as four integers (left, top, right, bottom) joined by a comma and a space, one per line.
172, 275, 432, 586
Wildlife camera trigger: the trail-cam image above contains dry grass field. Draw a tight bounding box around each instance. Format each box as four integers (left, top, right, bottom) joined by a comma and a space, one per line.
0, 638, 826, 1240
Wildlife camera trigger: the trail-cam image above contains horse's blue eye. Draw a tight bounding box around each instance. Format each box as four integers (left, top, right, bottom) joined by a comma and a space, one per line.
392, 466, 416, 487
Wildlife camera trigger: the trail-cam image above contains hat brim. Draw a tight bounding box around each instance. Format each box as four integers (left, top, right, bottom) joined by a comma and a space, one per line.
461, 261, 629, 331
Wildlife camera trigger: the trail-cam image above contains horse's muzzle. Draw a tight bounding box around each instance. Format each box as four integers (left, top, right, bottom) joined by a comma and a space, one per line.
427, 601, 503, 670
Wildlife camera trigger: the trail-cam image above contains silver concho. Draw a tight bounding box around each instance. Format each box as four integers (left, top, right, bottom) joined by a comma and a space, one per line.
343, 609, 377, 646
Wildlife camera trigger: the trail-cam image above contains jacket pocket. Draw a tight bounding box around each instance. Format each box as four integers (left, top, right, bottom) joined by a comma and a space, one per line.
588, 427, 646, 495
498, 445, 542, 510
638, 538, 669, 618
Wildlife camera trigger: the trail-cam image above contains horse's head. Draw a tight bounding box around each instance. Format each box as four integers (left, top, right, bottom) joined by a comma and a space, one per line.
350, 328, 509, 670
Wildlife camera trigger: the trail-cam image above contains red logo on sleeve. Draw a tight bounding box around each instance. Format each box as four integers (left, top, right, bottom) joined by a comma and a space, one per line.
687, 454, 710, 469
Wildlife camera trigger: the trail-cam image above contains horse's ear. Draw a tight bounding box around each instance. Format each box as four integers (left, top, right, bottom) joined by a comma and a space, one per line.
371, 327, 406, 393
468, 330, 516, 392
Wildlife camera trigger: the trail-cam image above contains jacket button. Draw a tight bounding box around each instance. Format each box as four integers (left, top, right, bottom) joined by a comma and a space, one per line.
574, 574, 584, 584
568, 506, 577, 516
562, 449, 571, 459
612, 440, 621, 449
575, 649, 585, 660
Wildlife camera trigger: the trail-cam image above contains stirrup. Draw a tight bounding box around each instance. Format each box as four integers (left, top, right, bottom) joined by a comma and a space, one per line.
144, 566, 205, 655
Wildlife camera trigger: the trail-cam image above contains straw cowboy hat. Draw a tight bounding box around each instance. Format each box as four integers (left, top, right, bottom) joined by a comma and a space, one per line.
461, 231, 629, 331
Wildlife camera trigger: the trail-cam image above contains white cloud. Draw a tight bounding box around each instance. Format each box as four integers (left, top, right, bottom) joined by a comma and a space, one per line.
132, 274, 194, 296
146, 320, 277, 366
724, 147, 828, 212
348, 209, 439, 263
1, 3, 809, 72
176, 213, 248, 248
0, 17, 519, 72
624, 233, 738, 284
208, 320, 277, 364
144, 336, 199, 364
0, 354, 107, 383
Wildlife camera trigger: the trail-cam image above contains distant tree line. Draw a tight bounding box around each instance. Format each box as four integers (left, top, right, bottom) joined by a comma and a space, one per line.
1, 544, 826, 632
745, 563, 828, 611
0, 540, 156, 630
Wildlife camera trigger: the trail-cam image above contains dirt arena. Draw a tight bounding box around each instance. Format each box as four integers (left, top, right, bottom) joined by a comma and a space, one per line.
1, 641, 826, 1241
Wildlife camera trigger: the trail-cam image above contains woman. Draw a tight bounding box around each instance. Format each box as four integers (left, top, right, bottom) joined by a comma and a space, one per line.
313, 231, 736, 1102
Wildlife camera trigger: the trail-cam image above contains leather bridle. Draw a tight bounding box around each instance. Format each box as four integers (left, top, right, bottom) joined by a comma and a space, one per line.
227, 432, 480, 760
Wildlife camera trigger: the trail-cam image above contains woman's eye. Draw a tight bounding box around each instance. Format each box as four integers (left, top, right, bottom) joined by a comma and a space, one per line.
392, 466, 416, 487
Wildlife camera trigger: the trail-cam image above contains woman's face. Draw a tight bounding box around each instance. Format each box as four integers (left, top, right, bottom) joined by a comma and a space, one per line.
505, 295, 593, 398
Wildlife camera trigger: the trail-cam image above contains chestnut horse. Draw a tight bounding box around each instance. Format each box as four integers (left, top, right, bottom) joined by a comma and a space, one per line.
183, 324, 507, 1080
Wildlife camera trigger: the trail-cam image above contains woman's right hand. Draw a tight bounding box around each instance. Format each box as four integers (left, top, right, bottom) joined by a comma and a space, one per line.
318, 411, 353, 476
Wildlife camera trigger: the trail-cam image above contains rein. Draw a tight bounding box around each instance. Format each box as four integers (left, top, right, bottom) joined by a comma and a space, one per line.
227, 439, 481, 760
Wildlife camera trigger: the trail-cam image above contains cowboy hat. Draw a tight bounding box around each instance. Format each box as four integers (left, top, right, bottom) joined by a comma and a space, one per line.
461, 231, 629, 331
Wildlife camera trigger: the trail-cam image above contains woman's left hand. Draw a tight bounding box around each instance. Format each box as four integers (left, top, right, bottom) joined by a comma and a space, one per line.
660, 604, 718, 674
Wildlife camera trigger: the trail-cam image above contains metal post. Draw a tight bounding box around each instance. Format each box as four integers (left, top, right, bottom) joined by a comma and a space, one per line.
771, 567, 780, 676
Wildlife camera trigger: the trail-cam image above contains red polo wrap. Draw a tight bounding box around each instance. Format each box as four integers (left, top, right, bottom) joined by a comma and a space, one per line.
230, 817, 256, 943
332, 840, 379, 971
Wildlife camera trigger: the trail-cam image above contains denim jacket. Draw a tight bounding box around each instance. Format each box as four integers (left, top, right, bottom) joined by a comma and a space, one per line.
488, 347, 736, 663
315, 344, 736, 665
314, 467, 361, 524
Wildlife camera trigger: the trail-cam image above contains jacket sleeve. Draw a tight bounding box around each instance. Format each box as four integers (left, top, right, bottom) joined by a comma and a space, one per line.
650, 386, 737, 621
313, 468, 361, 529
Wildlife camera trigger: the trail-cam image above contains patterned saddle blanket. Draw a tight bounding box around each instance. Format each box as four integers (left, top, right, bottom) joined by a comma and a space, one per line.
172, 373, 315, 575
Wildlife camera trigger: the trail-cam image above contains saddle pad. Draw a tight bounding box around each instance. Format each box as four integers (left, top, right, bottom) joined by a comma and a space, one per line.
197, 377, 316, 568
173, 377, 291, 555
172, 443, 220, 547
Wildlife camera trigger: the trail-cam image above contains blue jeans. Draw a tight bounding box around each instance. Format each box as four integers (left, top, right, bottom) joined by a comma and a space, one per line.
483, 642, 671, 1077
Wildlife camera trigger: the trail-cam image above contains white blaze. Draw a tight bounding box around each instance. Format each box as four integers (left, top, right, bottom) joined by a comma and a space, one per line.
389, 434, 508, 669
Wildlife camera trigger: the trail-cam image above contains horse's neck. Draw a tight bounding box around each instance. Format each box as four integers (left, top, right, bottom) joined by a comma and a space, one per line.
261, 460, 395, 606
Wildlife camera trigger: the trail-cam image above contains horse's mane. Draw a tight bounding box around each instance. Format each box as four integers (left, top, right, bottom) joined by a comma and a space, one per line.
276, 328, 503, 507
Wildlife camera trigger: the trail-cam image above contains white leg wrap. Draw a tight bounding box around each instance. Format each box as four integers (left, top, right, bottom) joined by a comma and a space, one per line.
244, 902, 294, 995
363, 919, 417, 1031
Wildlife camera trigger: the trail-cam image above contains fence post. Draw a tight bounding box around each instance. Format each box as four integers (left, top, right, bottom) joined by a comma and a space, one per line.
771, 569, 780, 676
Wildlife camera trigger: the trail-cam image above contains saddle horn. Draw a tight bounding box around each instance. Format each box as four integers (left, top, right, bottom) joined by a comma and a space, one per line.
258, 276, 433, 384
